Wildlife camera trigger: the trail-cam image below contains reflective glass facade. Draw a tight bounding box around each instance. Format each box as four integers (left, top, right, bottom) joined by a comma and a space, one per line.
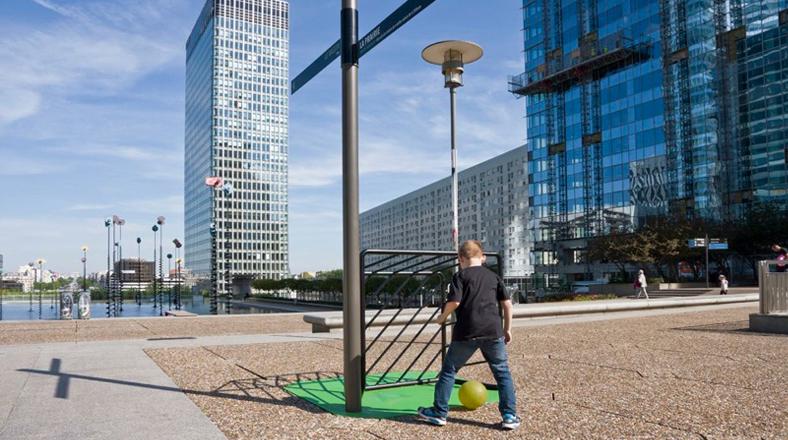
512, 0, 788, 280
185, 0, 290, 282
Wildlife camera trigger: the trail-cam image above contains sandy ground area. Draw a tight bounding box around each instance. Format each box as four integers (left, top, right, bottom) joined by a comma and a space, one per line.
145, 305, 787, 439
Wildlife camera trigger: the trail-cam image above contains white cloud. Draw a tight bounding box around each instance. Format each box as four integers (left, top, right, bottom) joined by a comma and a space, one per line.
48, 144, 179, 162
0, 0, 187, 126
0, 155, 65, 176
66, 203, 114, 211
288, 68, 524, 189
0, 89, 41, 125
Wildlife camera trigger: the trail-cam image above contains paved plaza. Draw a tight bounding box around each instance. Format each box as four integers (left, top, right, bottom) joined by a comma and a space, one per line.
0, 302, 785, 439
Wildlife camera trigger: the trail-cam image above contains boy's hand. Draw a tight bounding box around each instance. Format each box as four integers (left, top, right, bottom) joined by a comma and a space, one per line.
504, 330, 512, 344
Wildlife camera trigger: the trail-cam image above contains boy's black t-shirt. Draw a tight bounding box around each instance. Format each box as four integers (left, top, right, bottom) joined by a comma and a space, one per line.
447, 265, 510, 341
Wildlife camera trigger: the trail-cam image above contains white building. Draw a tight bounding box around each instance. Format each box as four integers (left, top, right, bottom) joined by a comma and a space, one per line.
4, 264, 56, 293
361, 145, 531, 277
184, 0, 290, 290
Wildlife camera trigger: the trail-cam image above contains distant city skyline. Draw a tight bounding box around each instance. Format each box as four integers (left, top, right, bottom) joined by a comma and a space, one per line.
0, 0, 524, 274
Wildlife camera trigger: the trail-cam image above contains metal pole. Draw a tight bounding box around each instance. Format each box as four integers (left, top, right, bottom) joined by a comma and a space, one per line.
118, 224, 123, 313
159, 225, 164, 316
106, 223, 111, 317
705, 232, 709, 288
152, 228, 157, 311
167, 254, 172, 310
137, 238, 142, 306
449, 87, 459, 255
82, 250, 87, 291
341, 0, 362, 413
224, 190, 232, 313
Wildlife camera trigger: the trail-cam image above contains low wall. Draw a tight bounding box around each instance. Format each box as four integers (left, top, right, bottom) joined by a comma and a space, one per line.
588, 284, 638, 296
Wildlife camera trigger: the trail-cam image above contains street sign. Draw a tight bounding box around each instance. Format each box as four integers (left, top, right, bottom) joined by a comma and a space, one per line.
709, 238, 728, 250
291, 40, 341, 95
290, 0, 437, 94
688, 238, 706, 248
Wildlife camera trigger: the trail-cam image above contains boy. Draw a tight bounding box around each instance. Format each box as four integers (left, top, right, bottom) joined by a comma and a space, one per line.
719, 274, 728, 295
417, 240, 520, 430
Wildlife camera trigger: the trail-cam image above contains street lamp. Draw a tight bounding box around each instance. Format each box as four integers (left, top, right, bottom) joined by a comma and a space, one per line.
156, 217, 165, 316
173, 239, 182, 310
36, 258, 46, 316
166, 253, 173, 310
175, 257, 183, 311
105, 218, 111, 317
221, 184, 233, 314
422, 40, 483, 254
152, 224, 159, 314
116, 217, 126, 313
136, 237, 142, 306
81, 246, 88, 291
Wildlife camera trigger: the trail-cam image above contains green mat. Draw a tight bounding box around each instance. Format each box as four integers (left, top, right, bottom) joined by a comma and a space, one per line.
284, 372, 499, 419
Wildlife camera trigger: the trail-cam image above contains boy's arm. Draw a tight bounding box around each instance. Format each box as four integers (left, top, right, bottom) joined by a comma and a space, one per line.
500, 299, 513, 343
436, 301, 459, 324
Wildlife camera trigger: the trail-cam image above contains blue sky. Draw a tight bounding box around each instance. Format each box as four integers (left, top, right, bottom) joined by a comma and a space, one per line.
0, 0, 524, 275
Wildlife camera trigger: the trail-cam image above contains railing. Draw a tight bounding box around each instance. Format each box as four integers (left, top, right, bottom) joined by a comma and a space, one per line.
359, 249, 502, 391
758, 260, 788, 315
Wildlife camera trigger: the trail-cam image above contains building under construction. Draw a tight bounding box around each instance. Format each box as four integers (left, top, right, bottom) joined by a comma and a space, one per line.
510, 0, 788, 282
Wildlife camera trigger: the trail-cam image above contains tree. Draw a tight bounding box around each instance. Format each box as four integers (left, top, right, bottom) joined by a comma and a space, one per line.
587, 229, 650, 281
728, 202, 788, 279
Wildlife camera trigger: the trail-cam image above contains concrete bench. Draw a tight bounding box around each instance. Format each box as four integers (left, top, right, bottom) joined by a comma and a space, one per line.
302, 293, 758, 333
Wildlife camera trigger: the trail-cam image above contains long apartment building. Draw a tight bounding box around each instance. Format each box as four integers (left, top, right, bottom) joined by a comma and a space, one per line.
360, 145, 531, 278
509, 0, 788, 282
184, 0, 290, 289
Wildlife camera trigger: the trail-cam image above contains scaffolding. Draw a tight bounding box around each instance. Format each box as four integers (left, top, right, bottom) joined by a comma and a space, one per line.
508, 31, 650, 96
660, 0, 699, 217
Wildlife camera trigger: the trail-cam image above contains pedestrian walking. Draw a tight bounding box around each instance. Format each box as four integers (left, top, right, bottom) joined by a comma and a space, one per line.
634, 269, 649, 299
718, 274, 728, 295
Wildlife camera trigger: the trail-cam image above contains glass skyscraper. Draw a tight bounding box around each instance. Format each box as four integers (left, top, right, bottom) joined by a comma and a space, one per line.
510, 0, 787, 281
185, 0, 290, 286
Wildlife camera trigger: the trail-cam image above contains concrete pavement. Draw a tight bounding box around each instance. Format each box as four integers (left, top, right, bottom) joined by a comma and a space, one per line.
0, 300, 774, 439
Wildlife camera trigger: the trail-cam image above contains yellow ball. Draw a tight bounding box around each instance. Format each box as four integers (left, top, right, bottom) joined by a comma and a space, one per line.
458, 380, 487, 410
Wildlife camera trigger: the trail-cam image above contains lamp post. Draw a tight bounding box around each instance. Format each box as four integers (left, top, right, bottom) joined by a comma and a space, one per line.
209, 222, 218, 314
422, 41, 483, 255
118, 218, 125, 312
105, 218, 111, 317
157, 217, 165, 315
166, 253, 172, 310
136, 237, 142, 306
204, 177, 232, 314
221, 183, 233, 314
175, 257, 183, 311
152, 224, 159, 313
36, 258, 45, 317
27, 262, 34, 312
81, 246, 88, 291
173, 239, 182, 310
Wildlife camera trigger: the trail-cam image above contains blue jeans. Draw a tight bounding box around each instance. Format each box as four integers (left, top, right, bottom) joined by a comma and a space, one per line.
432, 337, 517, 418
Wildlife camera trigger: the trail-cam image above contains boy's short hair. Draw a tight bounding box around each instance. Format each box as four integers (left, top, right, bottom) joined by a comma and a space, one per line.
459, 240, 484, 259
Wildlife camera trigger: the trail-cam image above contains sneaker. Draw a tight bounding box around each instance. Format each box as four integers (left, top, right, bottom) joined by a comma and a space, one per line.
501, 413, 521, 430
416, 407, 447, 426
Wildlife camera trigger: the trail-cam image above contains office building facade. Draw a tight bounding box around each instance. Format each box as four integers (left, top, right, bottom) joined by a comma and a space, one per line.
360, 145, 531, 278
185, 0, 290, 286
510, 0, 787, 281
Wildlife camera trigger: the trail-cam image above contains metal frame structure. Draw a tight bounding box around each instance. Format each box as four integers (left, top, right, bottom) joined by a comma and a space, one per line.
358, 249, 502, 393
